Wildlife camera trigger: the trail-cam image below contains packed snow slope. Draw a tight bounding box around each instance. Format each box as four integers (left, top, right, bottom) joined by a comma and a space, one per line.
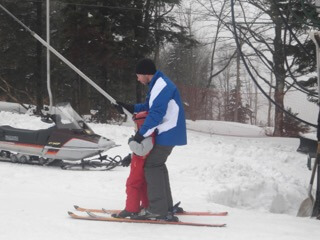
0, 112, 319, 240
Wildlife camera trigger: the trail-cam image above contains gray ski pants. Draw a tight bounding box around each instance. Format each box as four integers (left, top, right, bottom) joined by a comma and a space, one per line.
144, 144, 174, 215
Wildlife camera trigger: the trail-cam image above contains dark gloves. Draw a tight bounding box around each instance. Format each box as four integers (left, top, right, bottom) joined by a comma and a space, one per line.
128, 132, 145, 144
113, 101, 134, 114
121, 154, 132, 167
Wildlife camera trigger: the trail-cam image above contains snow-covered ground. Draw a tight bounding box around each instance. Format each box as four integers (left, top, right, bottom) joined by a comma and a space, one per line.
0, 112, 319, 240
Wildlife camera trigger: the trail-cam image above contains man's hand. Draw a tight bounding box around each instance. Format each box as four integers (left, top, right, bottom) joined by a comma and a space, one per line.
128, 132, 145, 144
113, 101, 134, 114
121, 154, 132, 167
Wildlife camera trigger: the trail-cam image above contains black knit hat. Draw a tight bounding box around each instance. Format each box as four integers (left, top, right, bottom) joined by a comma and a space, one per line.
135, 58, 157, 75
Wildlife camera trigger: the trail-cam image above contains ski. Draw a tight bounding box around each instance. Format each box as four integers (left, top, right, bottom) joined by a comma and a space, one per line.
68, 211, 226, 228
73, 205, 228, 216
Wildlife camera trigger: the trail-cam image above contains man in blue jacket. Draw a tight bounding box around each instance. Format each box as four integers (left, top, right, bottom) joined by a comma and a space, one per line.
117, 58, 187, 221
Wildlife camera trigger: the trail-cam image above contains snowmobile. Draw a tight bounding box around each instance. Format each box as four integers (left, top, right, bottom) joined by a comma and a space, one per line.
0, 6, 129, 171
0, 102, 122, 170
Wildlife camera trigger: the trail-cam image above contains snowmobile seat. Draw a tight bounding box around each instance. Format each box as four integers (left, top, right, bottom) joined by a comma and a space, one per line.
0, 125, 55, 145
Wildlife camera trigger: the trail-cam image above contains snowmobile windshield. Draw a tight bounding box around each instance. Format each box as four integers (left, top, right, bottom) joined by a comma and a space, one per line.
52, 103, 93, 132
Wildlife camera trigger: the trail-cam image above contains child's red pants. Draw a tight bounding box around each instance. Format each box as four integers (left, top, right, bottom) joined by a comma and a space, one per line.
125, 154, 149, 212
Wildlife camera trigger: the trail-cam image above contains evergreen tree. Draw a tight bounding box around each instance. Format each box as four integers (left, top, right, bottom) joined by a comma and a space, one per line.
0, 1, 46, 108
51, 0, 193, 117
225, 88, 247, 123
159, 41, 210, 120
0, 1, 194, 121
283, 108, 310, 137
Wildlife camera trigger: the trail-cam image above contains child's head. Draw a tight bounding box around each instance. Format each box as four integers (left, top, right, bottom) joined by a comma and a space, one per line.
133, 111, 148, 132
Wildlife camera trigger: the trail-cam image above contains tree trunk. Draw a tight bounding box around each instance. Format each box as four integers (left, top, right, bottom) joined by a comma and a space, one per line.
272, 12, 285, 136
234, 43, 241, 122
268, 71, 273, 127
254, 78, 258, 125
133, 0, 148, 103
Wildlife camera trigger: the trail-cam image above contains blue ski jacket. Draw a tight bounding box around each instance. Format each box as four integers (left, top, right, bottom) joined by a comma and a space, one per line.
134, 71, 187, 146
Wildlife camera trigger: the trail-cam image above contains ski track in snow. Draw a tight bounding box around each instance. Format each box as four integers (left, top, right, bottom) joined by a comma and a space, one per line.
0, 112, 319, 240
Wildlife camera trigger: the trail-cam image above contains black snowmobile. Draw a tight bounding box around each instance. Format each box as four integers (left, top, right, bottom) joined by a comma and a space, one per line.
0, 102, 122, 170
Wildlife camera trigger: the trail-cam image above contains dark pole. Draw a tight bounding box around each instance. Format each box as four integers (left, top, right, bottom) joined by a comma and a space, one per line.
312, 112, 320, 218
312, 161, 320, 217
35, 1, 43, 113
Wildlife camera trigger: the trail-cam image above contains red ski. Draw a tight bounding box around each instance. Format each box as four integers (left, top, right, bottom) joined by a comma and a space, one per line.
73, 205, 228, 216
68, 211, 226, 228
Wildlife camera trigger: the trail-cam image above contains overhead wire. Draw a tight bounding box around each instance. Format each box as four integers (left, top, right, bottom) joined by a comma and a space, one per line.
232, 0, 292, 95
235, 0, 317, 97
239, 0, 317, 97
0, 0, 288, 22
194, 1, 281, 94
272, 0, 312, 58
230, 0, 317, 128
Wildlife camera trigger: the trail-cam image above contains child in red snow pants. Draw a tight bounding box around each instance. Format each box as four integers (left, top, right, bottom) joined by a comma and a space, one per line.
113, 111, 154, 218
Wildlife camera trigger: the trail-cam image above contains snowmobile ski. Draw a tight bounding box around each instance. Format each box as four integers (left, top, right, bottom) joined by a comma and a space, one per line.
73, 205, 228, 216
68, 211, 226, 227
60, 155, 122, 171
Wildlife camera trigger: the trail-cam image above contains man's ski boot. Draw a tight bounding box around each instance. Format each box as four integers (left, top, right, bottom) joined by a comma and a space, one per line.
169, 201, 184, 214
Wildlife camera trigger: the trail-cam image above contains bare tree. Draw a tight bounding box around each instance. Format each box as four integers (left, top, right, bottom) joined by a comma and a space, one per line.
194, 0, 314, 134
0, 76, 35, 109
233, 0, 314, 135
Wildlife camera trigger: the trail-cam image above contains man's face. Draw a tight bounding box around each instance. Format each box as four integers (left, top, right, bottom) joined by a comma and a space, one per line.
136, 74, 150, 85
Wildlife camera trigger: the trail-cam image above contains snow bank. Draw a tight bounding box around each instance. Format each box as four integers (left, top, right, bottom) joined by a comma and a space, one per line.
0, 101, 28, 114
0, 111, 53, 129
186, 120, 266, 137
172, 131, 308, 216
